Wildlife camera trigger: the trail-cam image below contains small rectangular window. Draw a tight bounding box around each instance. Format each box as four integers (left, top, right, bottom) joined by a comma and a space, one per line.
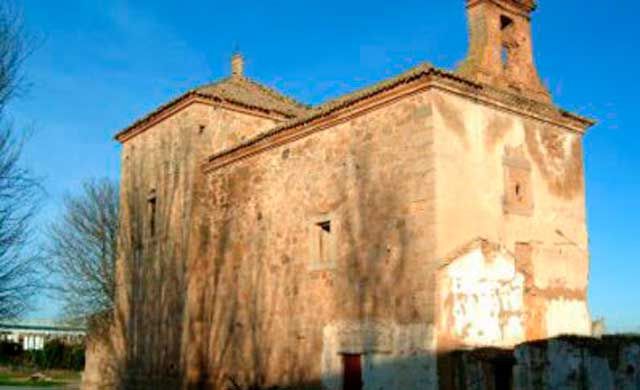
503, 147, 533, 216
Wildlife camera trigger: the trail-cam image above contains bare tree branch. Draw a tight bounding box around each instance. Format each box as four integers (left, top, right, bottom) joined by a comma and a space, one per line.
46, 179, 119, 321
0, 2, 42, 319
0, 3, 28, 114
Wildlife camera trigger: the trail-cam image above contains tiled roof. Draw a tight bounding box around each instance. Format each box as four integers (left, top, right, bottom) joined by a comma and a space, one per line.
205, 63, 468, 161
196, 76, 309, 117
117, 61, 594, 146
270, 63, 457, 133
115, 75, 309, 141
205, 62, 595, 168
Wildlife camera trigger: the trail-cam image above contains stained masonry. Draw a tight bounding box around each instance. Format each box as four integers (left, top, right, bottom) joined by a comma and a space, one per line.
84, 1, 598, 389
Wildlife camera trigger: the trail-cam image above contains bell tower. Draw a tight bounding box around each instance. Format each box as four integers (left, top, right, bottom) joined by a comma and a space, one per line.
458, 0, 551, 102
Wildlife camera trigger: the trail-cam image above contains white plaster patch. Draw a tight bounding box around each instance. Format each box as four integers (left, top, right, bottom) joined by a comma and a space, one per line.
442, 246, 525, 348
321, 324, 341, 390
545, 299, 591, 337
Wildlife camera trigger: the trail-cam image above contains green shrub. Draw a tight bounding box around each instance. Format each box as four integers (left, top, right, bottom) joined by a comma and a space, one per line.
0, 340, 23, 365
0, 339, 84, 370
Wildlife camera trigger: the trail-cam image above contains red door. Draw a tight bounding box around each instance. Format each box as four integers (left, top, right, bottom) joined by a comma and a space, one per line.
342, 354, 363, 390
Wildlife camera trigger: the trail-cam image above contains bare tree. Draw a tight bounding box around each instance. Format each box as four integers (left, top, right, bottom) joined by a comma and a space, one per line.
0, 3, 42, 318
0, 127, 41, 318
0, 4, 27, 110
47, 179, 119, 320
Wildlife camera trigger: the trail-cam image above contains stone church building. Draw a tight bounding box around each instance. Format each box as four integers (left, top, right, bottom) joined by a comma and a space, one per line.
85, 1, 595, 389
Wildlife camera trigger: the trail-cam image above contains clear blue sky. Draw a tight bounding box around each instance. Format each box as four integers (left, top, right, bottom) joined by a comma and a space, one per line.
9, 0, 639, 332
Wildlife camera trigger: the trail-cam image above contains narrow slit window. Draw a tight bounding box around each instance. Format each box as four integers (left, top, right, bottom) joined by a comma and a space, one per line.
317, 220, 332, 263
501, 45, 509, 69
148, 189, 157, 237
500, 15, 514, 70
310, 216, 337, 270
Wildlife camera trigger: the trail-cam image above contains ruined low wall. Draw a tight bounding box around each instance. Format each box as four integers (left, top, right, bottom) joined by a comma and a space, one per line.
514, 336, 640, 390
446, 335, 640, 390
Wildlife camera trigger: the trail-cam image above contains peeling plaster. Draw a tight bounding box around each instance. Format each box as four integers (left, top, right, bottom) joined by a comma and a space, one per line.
440, 243, 525, 348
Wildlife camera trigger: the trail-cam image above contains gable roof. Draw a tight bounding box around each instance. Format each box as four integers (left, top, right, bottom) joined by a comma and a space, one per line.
196, 76, 309, 117
115, 75, 309, 142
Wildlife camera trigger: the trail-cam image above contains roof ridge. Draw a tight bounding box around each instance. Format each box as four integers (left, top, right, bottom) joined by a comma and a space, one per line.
204, 61, 594, 169
196, 76, 233, 90
195, 75, 309, 117
205, 62, 440, 163
198, 75, 309, 110
311, 62, 434, 112
237, 75, 310, 109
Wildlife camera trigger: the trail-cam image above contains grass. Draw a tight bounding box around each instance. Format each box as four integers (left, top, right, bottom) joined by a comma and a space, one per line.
0, 370, 80, 387
0, 374, 64, 387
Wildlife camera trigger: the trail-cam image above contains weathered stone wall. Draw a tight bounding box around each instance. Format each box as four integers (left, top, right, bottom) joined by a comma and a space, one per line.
433, 89, 591, 351
98, 87, 593, 390
188, 91, 438, 389
96, 86, 593, 390
87, 1, 597, 388
111, 102, 279, 388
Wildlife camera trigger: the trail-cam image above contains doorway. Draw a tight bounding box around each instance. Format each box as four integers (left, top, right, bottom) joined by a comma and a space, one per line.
342, 354, 363, 390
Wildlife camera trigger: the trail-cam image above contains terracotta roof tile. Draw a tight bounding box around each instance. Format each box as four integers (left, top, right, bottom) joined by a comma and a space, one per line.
205, 63, 466, 161
117, 62, 594, 148
115, 75, 309, 141
196, 76, 309, 117
205, 62, 595, 167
